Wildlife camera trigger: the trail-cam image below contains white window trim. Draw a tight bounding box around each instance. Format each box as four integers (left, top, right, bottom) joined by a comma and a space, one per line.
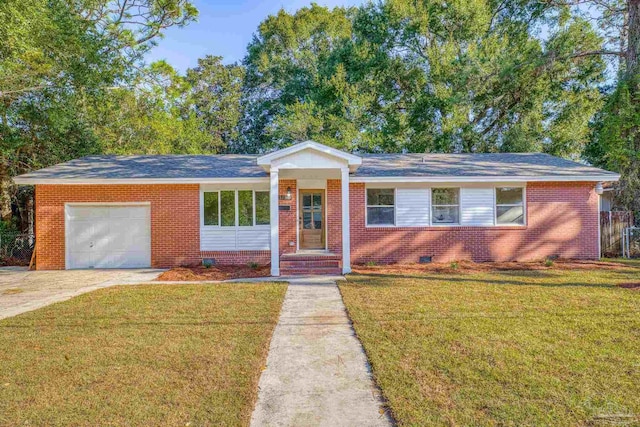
494, 186, 527, 227
430, 187, 461, 226
201, 189, 270, 229
365, 188, 396, 227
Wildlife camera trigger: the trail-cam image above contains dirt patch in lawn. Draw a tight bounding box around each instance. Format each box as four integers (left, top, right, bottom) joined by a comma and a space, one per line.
352, 259, 633, 276
619, 282, 640, 290
156, 264, 271, 281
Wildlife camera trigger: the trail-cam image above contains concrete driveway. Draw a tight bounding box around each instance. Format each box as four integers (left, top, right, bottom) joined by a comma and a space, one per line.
0, 267, 164, 320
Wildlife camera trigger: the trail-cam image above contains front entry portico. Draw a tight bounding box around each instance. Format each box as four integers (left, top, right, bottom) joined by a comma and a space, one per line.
257, 141, 362, 276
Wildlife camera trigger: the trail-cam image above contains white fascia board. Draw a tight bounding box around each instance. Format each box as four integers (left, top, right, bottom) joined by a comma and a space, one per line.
12, 177, 270, 185
350, 174, 621, 183
257, 140, 362, 167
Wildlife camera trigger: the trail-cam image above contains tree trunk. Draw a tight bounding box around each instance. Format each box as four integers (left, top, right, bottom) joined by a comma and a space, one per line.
627, 0, 640, 89
0, 165, 13, 224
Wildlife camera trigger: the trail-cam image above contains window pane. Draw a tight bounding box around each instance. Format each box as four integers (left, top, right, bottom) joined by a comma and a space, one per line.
313, 211, 322, 229
238, 190, 253, 226
313, 193, 322, 208
302, 194, 312, 207
303, 212, 312, 229
432, 188, 459, 205
432, 206, 459, 224
497, 205, 524, 225
367, 189, 394, 206
255, 191, 270, 225
221, 191, 235, 226
203, 192, 218, 226
367, 207, 394, 225
496, 187, 523, 205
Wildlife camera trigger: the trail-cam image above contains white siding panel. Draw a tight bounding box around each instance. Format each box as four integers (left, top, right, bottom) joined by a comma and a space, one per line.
200, 229, 237, 251
461, 188, 494, 226
396, 188, 430, 227
201, 227, 270, 251
237, 228, 270, 250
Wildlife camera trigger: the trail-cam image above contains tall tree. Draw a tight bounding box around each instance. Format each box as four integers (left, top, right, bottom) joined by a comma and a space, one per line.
91, 61, 214, 155
0, 0, 197, 222
240, 1, 605, 155
582, 0, 640, 212
185, 56, 245, 152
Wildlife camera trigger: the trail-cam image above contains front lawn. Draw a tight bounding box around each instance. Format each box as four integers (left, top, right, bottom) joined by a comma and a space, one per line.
340, 262, 640, 426
0, 283, 287, 426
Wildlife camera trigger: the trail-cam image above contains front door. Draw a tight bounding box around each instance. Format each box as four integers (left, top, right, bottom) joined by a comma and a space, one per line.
299, 190, 324, 249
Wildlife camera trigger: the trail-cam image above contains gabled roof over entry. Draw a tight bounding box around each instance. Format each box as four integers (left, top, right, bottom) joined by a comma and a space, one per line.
257, 141, 362, 173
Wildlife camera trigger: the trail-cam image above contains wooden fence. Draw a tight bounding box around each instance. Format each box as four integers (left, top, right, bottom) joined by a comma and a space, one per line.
600, 211, 634, 257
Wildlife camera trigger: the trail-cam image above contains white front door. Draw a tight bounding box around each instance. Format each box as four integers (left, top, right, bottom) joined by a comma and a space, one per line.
65, 204, 151, 269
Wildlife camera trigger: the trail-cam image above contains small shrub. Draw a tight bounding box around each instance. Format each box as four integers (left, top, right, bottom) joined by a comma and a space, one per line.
450, 261, 459, 270
544, 258, 554, 267
365, 261, 377, 267
203, 259, 214, 269
247, 261, 260, 270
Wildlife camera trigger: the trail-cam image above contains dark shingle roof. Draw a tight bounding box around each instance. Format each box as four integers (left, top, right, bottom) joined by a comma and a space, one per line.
14, 155, 266, 180
356, 153, 618, 178
13, 152, 618, 182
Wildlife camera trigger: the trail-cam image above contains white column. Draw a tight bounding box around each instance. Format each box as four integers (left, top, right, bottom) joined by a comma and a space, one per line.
341, 167, 351, 274
270, 169, 280, 276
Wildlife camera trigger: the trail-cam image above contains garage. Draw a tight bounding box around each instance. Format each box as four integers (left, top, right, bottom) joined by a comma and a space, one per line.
65, 204, 151, 269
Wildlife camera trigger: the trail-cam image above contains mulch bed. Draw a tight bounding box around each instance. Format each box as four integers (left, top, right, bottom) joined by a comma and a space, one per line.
156, 264, 271, 281
351, 259, 634, 275
0, 257, 30, 267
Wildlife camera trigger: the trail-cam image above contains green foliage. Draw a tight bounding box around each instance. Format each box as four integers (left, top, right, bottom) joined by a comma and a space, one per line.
586, 77, 640, 212
240, 1, 605, 155
186, 56, 245, 152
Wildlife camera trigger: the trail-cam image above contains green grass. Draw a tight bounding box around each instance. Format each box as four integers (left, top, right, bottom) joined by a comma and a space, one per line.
0, 283, 287, 426
340, 265, 640, 426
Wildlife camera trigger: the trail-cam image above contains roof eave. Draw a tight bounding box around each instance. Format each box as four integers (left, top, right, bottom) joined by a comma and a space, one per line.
12, 177, 270, 185
349, 174, 621, 183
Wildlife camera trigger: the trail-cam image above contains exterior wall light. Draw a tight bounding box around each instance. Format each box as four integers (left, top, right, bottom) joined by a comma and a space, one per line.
285, 187, 292, 200
595, 182, 604, 195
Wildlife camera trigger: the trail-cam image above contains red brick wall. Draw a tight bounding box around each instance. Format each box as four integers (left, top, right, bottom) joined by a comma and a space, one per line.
349, 182, 600, 264
35, 184, 201, 270
326, 179, 343, 255
201, 251, 270, 266
278, 179, 297, 254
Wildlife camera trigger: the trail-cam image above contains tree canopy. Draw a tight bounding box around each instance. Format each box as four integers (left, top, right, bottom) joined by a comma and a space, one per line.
1, 0, 639, 223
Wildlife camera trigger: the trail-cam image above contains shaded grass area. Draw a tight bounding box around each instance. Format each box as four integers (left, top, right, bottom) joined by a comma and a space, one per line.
0, 283, 287, 426
340, 266, 640, 426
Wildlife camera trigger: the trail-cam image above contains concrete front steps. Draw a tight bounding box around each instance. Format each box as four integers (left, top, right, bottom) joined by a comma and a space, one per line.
280, 252, 342, 275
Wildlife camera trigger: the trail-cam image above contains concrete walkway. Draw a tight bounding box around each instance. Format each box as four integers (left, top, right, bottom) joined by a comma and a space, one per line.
0, 268, 164, 320
250, 278, 391, 427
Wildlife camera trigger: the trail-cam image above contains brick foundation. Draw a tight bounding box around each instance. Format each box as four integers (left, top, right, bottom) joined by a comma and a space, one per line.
200, 251, 271, 266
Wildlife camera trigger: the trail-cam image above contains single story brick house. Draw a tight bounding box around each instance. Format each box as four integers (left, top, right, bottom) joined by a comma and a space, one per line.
14, 141, 620, 275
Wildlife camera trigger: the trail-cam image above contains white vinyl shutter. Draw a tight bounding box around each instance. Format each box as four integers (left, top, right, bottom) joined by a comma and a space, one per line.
396, 188, 430, 227
461, 188, 495, 226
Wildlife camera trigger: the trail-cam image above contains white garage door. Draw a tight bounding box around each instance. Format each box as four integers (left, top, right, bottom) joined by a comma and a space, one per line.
66, 204, 151, 269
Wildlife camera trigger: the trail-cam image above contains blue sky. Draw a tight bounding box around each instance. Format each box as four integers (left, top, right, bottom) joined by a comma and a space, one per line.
146, 0, 364, 73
